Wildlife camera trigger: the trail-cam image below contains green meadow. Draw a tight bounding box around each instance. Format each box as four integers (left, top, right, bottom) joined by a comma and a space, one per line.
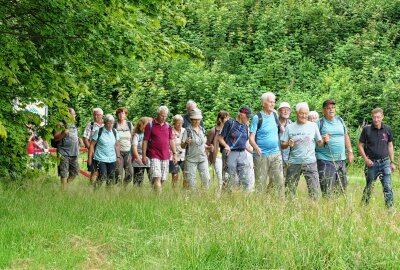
1, 168, 400, 269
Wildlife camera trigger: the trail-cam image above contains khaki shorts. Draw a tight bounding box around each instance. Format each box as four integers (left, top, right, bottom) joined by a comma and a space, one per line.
58, 156, 80, 178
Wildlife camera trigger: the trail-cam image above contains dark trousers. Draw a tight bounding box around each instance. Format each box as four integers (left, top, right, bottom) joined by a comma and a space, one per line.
133, 167, 150, 186
94, 160, 116, 187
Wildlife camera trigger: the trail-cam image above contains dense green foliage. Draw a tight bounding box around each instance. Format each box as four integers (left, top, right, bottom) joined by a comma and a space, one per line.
1, 0, 400, 177
1, 174, 399, 268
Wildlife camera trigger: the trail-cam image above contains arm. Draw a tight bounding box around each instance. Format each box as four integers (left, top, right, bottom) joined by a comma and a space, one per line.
345, 133, 354, 163
388, 141, 395, 172
249, 133, 261, 156
132, 140, 143, 165
83, 137, 90, 149
142, 140, 148, 165
115, 141, 121, 163
88, 140, 97, 165
358, 142, 373, 167
218, 135, 231, 155
170, 139, 177, 164
53, 129, 69, 141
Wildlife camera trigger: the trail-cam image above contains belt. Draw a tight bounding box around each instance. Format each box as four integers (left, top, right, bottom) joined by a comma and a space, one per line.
231, 149, 245, 152
371, 157, 389, 163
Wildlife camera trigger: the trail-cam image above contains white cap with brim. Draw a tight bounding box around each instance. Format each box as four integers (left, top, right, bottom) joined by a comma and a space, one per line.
278, 102, 291, 111
190, 108, 203, 120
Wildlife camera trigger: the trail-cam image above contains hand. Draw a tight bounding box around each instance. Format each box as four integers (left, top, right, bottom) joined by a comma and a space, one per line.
322, 134, 330, 143
224, 145, 231, 156
142, 156, 147, 165
186, 137, 192, 145
390, 162, 395, 173
64, 129, 70, 136
288, 139, 295, 147
209, 144, 214, 153
87, 158, 92, 167
137, 158, 144, 166
365, 158, 373, 167
348, 151, 354, 164
173, 153, 178, 164
255, 146, 262, 156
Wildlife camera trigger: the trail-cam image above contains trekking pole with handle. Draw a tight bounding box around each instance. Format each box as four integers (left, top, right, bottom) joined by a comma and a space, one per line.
326, 142, 347, 199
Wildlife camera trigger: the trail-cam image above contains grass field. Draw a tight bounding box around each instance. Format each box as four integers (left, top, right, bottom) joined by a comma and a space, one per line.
1, 167, 400, 269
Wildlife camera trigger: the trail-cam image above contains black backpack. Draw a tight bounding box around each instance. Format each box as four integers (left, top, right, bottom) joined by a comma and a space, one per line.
97, 127, 117, 141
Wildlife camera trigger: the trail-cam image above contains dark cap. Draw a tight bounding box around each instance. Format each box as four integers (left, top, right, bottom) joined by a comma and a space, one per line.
322, 100, 336, 108
239, 106, 253, 118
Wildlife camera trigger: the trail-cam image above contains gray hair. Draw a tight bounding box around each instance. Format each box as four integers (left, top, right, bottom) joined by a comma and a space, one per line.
157, 105, 169, 115
93, 107, 103, 115
172, 114, 183, 123
261, 92, 276, 102
103, 114, 115, 123
186, 100, 197, 109
308, 111, 319, 119
295, 102, 309, 112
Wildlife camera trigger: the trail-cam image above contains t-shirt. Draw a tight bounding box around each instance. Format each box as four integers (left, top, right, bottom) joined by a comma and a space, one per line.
220, 119, 248, 151
182, 126, 207, 163
171, 127, 186, 161
250, 112, 280, 157
92, 128, 120, 163
359, 124, 393, 160
144, 120, 173, 160
83, 121, 104, 141
115, 122, 132, 152
280, 119, 293, 162
281, 121, 322, 164
57, 123, 79, 157
316, 117, 347, 161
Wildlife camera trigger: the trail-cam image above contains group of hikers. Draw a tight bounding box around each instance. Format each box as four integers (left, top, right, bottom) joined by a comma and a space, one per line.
52, 92, 396, 209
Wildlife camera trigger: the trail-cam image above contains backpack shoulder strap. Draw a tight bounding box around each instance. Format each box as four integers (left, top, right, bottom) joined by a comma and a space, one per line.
90, 121, 95, 132
113, 122, 117, 129
272, 111, 280, 128
97, 126, 104, 141
336, 116, 346, 133
318, 118, 324, 134
112, 128, 117, 139
256, 112, 263, 131
127, 121, 132, 133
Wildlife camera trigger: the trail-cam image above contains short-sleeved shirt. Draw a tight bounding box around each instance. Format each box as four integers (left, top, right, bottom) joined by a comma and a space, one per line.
250, 112, 280, 156
171, 127, 186, 161
83, 121, 104, 141
57, 123, 79, 157
281, 121, 322, 164
132, 133, 144, 155
359, 124, 393, 160
316, 117, 347, 161
182, 126, 207, 163
144, 120, 173, 160
115, 122, 132, 152
93, 128, 120, 163
220, 119, 248, 151
280, 119, 293, 162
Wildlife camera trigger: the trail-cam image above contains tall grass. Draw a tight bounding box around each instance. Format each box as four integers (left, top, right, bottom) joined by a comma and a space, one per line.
0, 170, 399, 269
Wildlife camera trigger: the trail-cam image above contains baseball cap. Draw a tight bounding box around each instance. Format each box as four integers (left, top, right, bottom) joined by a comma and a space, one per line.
278, 102, 291, 111
322, 100, 336, 108
239, 106, 253, 118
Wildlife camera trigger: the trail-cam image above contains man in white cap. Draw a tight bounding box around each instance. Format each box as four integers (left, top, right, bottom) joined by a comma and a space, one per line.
278, 102, 293, 177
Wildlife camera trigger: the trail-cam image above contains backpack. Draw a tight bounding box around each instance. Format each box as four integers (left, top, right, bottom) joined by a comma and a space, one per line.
318, 116, 346, 135
223, 119, 248, 148
113, 121, 132, 134
97, 127, 117, 141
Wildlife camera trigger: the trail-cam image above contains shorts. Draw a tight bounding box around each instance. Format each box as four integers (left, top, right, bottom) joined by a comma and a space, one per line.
169, 160, 184, 174
150, 159, 169, 181
58, 156, 80, 178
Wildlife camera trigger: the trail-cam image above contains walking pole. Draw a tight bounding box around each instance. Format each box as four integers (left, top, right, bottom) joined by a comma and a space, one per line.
326, 142, 347, 199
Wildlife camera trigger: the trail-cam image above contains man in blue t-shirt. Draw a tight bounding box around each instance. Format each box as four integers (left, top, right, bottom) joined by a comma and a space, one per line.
281, 102, 329, 200
249, 92, 284, 194
315, 100, 354, 197
219, 106, 252, 191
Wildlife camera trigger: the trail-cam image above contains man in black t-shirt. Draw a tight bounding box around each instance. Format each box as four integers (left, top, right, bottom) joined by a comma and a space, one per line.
358, 108, 395, 208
